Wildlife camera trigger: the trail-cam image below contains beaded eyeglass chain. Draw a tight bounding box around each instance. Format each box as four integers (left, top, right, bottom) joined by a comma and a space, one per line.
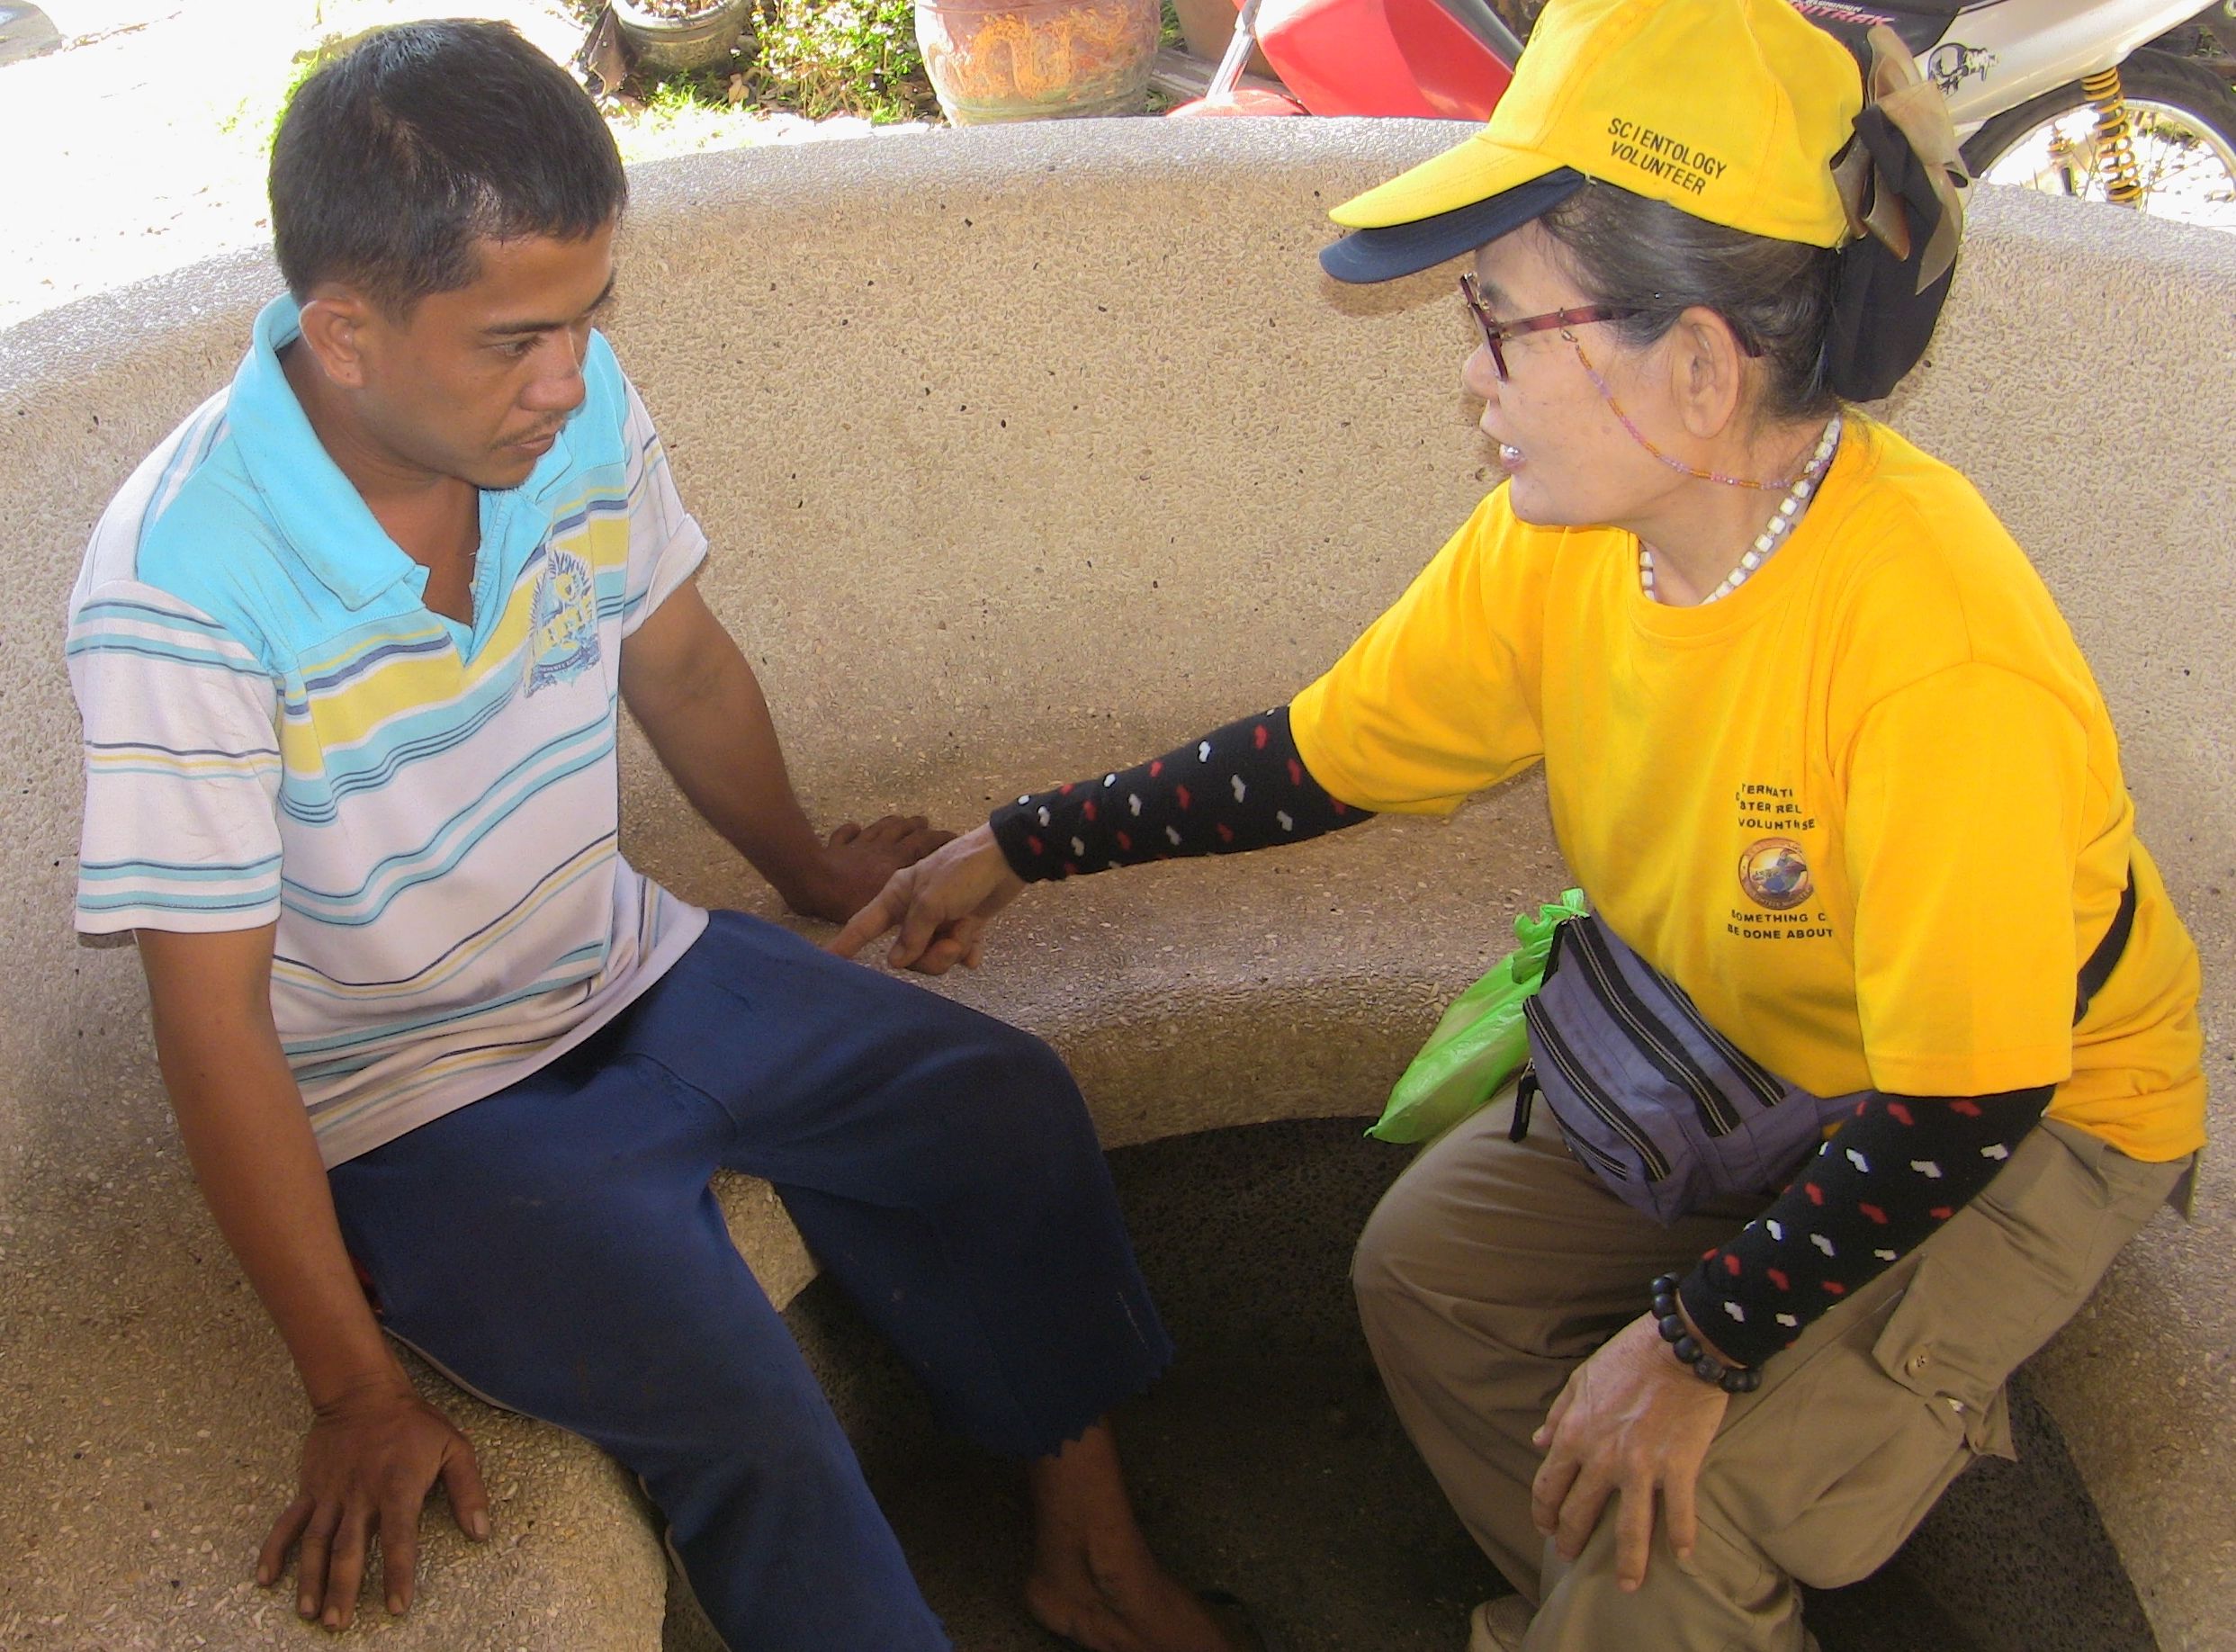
1567, 335, 1843, 606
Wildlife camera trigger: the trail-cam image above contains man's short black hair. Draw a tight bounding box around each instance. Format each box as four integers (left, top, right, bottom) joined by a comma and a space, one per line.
270, 21, 627, 313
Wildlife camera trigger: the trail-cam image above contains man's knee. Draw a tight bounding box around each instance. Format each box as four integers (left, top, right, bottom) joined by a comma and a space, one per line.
876, 1011, 1108, 1208
973, 1016, 1078, 1102
928, 1013, 1085, 1132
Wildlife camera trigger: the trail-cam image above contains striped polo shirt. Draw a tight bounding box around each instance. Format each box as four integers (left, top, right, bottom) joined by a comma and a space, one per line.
67, 295, 710, 1165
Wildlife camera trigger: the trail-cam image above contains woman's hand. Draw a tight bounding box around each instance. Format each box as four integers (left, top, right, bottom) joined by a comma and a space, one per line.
786, 815, 955, 925
829, 823, 1026, 974
1530, 1312, 1730, 1592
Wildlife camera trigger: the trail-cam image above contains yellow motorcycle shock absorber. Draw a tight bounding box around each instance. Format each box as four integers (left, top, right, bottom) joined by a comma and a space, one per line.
2082, 65, 2148, 206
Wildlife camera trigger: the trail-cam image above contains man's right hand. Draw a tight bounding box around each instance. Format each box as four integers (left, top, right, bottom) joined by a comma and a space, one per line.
259, 1375, 490, 1629
830, 822, 1027, 973
137, 925, 491, 1629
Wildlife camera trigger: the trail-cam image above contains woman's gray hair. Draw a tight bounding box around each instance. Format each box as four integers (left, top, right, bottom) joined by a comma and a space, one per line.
1537, 180, 1841, 424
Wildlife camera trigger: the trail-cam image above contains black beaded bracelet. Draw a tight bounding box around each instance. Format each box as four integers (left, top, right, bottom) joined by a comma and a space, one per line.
1650, 1273, 1761, 1395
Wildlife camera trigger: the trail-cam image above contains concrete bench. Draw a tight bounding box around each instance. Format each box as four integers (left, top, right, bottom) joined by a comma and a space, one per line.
1, 118, 2229, 1650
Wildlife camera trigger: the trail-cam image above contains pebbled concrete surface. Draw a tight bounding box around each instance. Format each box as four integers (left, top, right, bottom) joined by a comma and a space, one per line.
2, 121, 2231, 1649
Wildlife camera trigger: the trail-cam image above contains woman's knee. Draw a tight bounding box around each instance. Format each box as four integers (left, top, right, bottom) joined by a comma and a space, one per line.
1351, 1143, 1560, 1360
1351, 1172, 1445, 1327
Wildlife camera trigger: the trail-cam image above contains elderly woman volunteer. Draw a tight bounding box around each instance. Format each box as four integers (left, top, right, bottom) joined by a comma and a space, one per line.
835, 2, 2208, 1648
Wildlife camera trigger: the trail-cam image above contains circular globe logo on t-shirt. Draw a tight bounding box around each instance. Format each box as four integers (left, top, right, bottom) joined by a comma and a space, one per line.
1738, 838, 1813, 911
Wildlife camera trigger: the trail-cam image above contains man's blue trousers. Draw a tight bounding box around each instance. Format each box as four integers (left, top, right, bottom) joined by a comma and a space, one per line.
328, 911, 1174, 1650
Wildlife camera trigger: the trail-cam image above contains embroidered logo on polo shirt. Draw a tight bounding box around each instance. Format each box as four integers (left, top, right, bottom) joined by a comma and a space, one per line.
1738, 838, 1813, 911
525, 544, 600, 695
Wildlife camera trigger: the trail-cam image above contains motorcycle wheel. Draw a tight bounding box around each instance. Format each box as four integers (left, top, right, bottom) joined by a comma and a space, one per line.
1962, 48, 2236, 231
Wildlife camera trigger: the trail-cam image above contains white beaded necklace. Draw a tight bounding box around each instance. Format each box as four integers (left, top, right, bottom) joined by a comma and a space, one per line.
1639, 412, 1844, 606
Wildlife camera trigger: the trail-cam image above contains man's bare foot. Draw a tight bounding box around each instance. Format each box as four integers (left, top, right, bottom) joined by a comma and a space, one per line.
1023, 1423, 1256, 1652
1023, 1549, 1253, 1652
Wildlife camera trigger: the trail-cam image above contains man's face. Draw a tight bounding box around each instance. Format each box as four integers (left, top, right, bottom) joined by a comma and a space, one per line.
346, 219, 619, 491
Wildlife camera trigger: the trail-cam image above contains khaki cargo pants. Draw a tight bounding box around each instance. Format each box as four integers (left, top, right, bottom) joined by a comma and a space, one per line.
1351, 1091, 2190, 1652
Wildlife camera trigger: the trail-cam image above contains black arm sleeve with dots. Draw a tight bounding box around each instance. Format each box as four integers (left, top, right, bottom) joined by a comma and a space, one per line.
1677, 1084, 2053, 1370
989, 707, 1372, 882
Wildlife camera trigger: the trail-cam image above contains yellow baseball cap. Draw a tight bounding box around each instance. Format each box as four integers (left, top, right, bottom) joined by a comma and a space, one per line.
1321, 0, 1865, 283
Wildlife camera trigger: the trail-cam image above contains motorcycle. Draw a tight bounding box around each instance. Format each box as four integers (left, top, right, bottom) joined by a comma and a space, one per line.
1174, 0, 2236, 230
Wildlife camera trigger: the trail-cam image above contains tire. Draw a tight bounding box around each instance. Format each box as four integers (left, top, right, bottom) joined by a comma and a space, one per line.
1961, 48, 2236, 229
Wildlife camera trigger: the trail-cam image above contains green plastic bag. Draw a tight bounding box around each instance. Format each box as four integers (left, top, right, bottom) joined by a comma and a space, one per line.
1368, 889, 1590, 1145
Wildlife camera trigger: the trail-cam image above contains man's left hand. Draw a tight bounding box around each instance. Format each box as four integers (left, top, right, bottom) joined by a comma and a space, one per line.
789, 815, 953, 924
1530, 1311, 1731, 1592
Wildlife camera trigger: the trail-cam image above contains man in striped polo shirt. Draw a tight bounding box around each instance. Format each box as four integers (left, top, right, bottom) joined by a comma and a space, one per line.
66, 22, 1248, 1652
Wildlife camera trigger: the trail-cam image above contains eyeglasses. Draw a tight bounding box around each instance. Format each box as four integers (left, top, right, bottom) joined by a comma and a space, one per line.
1458, 274, 1641, 382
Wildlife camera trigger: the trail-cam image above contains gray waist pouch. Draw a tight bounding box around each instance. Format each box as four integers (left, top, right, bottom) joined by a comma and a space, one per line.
1518, 912, 1861, 1226
1519, 876, 2134, 1226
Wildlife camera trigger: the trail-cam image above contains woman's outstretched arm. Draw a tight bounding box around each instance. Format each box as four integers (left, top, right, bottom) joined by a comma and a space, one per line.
831, 706, 1373, 972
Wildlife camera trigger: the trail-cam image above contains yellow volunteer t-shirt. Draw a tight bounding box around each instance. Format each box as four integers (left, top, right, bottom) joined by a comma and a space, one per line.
1290, 421, 2204, 1163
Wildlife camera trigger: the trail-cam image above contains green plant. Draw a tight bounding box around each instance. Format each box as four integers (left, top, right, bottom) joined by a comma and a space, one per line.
744, 0, 935, 122
267, 50, 322, 154
217, 45, 320, 157
642, 67, 732, 116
